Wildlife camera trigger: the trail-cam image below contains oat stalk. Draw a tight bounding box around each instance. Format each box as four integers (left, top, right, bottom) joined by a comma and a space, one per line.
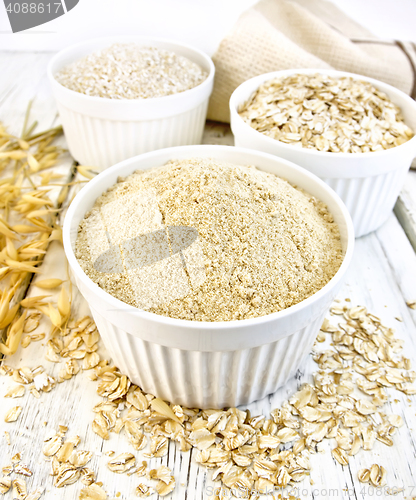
0, 105, 73, 357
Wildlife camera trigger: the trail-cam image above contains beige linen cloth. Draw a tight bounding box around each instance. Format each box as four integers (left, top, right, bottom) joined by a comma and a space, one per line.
207, 0, 416, 123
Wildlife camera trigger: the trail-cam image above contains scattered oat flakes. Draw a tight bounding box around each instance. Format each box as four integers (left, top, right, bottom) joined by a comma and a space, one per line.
136, 483, 155, 497
239, 73, 414, 153
79, 483, 107, 500
54, 464, 80, 487
13, 367, 33, 385
2, 264, 412, 500
0, 476, 11, 494
43, 434, 63, 457
80, 467, 96, 486
149, 466, 173, 485
4, 406, 22, 423
155, 477, 176, 497
0, 365, 13, 376
358, 468, 371, 483
388, 414, 404, 427
107, 453, 135, 473
69, 450, 93, 468
25, 487, 45, 500
148, 436, 168, 458
14, 464, 32, 477
2, 465, 12, 476
331, 447, 349, 466
136, 462, 148, 477
79, 303, 411, 497
369, 464, 387, 487
23, 313, 41, 333
316, 330, 326, 342
12, 478, 27, 500
5, 384, 25, 398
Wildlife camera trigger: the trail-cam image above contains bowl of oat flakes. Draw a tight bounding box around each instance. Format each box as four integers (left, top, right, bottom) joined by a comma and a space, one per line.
47, 36, 215, 170
63, 145, 354, 409
230, 69, 416, 237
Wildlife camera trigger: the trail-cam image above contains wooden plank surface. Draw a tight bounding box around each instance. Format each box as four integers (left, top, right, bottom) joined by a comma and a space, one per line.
0, 52, 416, 500
394, 170, 416, 252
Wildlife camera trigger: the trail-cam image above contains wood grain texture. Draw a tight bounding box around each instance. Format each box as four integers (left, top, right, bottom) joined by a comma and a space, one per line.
394, 170, 416, 252
0, 52, 415, 500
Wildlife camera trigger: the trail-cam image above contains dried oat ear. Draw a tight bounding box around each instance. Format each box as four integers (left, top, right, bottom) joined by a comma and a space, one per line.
0, 104, 69, 357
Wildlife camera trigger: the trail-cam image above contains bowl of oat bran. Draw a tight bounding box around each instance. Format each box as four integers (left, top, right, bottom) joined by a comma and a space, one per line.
47, 37, 215, 170
63, 145, 354, 409
230, 69, 416, 237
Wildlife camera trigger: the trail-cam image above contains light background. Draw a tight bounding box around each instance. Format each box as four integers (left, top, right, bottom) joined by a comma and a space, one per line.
0, 0, 416, 54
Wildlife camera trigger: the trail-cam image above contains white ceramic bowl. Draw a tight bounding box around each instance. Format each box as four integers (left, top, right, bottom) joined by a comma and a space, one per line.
48, 36, 215, 171
63, 145, 354, 409
230, 69, 416, 237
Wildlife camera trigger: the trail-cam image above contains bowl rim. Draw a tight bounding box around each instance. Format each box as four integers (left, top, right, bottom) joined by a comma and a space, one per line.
229, 68, 416, 160
47, 35, 215, 107
63, 145, 355, 331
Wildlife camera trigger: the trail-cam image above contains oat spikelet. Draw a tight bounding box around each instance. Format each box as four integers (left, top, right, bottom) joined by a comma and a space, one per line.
35, 279, 64, 289
150, 398, 182, 424
58, 286, 71, 318
77, 166, 97, 180
48, 303, 62, 328
0, 113, 64, 354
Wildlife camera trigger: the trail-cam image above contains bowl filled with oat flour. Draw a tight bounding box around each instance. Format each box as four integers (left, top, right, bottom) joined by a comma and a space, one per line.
47, 37, 214, 170
230, 69, 416, 237
63, 145, 354, 408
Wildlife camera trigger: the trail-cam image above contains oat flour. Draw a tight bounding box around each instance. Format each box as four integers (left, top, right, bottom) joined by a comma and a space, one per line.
76, 158, 343, 321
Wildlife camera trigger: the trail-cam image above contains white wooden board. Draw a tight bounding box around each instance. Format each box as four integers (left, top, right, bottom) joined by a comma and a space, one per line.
0, 52, 415, 500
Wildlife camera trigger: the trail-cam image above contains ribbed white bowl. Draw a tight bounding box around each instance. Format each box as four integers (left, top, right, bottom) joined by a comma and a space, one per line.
230, 69, 416, 238
63, 146, 355, 409
91, 307, 323, 408
322, 168, 409, 238
48, 37, 215, 171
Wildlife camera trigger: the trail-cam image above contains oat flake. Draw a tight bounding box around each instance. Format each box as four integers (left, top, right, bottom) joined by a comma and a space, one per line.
239, 73, 414, 153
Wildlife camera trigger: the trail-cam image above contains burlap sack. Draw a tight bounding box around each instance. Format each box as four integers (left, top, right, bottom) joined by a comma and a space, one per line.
208, 0, 416, 123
